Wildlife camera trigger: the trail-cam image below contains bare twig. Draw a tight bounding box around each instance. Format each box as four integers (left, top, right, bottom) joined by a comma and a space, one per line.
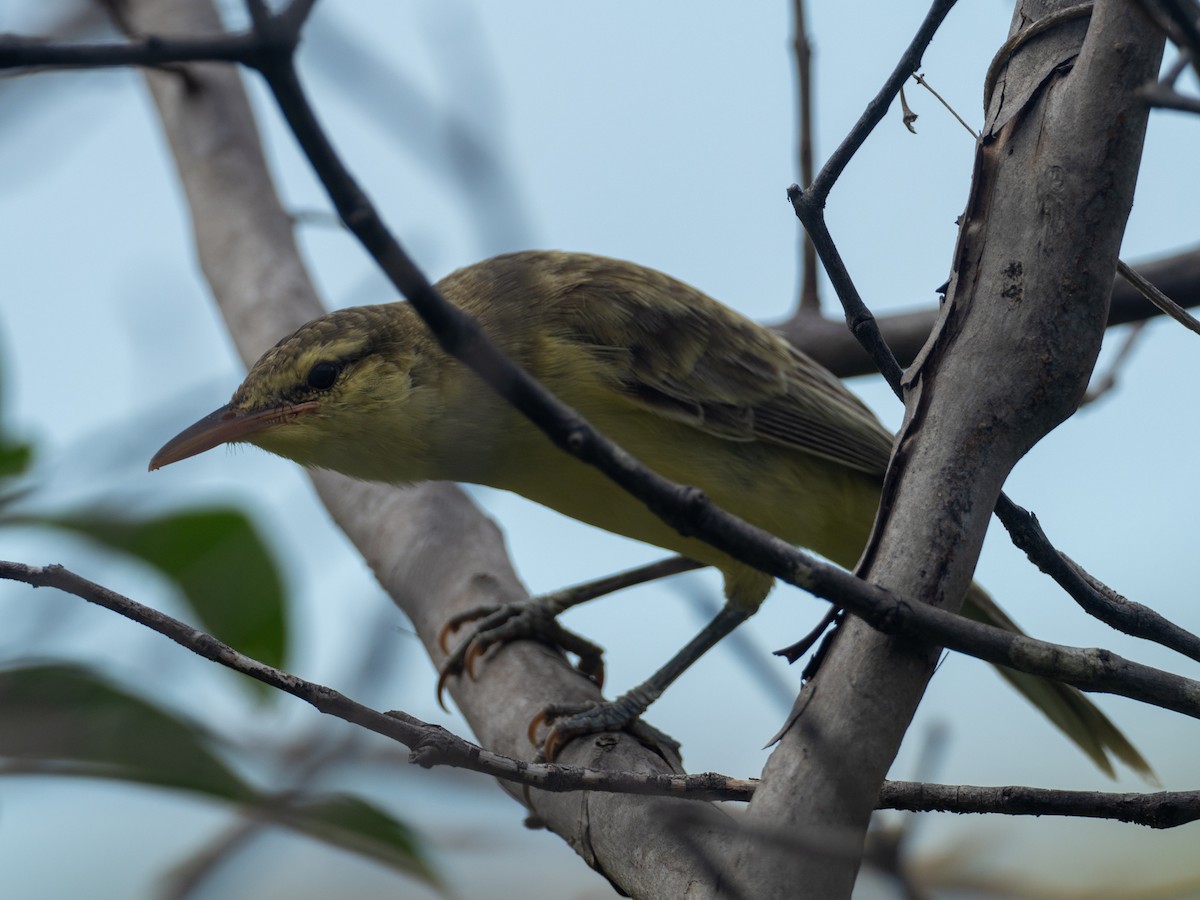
879, 780, 1200, 828
807, 0, 960, 204
791, 0, 820, 312
0, 560, 753, 802
789, 0, 961, 394
1083, 321, 1147, 405
912, 72, 980, 139
994, 499, 1200, 665
9, 559, 1197, 828
1117, 258, 1200, 335
1141, 81, 1200, 111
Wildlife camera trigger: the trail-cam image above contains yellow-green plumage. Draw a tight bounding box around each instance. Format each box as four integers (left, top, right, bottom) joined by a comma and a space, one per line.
243, 252, 889, 611
157, 250, 1150, 777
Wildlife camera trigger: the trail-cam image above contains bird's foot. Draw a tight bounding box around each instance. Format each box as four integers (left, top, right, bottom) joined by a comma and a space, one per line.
436, 595, 606, 711
529, 692, 680, 763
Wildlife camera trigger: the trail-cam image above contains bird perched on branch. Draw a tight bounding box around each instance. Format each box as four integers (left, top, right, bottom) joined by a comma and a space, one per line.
150, 250, 1148, 775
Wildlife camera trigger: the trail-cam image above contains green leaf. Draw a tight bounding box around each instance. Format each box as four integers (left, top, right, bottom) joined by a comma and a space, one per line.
0, 665, 441, 886
275, 794, 442, 887
0, 663, 251, 801
0, 439, 32, 481
42, 508, 289, 675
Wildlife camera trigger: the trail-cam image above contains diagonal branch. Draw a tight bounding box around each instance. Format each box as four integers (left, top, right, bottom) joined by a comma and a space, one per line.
113, 2, 735, 895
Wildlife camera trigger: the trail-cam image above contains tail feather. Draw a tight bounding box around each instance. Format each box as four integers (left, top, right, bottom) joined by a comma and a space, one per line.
963, 583, 1155, 781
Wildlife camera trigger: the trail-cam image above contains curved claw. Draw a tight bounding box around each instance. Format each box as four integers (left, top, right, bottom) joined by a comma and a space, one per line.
465, 640, 487, 680
435, 666, 453, 713
528, 703, 598, 762
528, 709, 551, 747
438, 603, 503, 653
543, 727, 567, 764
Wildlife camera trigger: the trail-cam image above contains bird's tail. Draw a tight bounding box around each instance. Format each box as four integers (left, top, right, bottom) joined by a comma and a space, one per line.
962, 583, 1154, 781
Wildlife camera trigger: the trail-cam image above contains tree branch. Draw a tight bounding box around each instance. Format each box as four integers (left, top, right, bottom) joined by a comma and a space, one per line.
0, 560, 757, 802
113, 2, 734, 896
738, 3, 1168, 896
774, 244, 1200, 377
13, 558, 1197, 831
878, 780, 1200, 828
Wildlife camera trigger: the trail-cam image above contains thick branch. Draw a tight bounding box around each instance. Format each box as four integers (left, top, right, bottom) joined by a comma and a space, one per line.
737, 4, 1167, 897
775, 244, 1200, 377
117, 2, 733, 896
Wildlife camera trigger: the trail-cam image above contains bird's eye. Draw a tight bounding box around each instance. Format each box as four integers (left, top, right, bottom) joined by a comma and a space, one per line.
306, 361, 341, 391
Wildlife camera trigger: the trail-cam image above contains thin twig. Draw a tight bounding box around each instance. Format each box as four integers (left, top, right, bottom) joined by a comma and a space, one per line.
1117, 258, 1200, 335
8, 559, 1196, 826
912, 72, 979, 139
0, 560, 752, 801
993, 499, 1200, 665
784, 0, 963, 394
808, 0, 959, 202
791, 0, 820, 312
1082, 321, 1147, 405
1139, 81, 1200, 112
879, 780, 1200, 828
16, 556, 1198, 827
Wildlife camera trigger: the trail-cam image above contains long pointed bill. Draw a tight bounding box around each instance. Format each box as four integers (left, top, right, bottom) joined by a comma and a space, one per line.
149, 401, 319, 471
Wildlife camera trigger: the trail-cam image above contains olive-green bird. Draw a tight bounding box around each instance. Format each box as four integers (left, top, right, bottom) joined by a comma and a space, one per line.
151, 250, 1148, 776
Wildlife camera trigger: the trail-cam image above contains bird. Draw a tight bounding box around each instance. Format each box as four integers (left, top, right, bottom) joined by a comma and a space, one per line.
150, 250, 1148, 775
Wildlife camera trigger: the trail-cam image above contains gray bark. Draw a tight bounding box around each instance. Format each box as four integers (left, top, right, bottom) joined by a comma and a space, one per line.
120, 1, 733, 897
720, 2, 1165, 896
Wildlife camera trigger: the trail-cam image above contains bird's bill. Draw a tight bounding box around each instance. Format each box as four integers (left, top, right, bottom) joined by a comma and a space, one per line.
148, 401, 319, 470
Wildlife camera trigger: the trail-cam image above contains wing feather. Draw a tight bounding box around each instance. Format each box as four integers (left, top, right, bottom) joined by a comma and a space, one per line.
534, 253, 895, 476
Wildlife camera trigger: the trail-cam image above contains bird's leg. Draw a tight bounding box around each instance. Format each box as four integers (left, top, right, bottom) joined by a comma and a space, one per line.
436, 556, 704, 709
531, 603, 750, 761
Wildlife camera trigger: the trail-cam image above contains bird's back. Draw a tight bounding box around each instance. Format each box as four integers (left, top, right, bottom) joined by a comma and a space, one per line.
434, 252, 892, 605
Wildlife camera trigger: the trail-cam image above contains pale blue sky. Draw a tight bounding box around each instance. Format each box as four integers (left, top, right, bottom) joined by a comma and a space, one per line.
2, 2, 1199, 897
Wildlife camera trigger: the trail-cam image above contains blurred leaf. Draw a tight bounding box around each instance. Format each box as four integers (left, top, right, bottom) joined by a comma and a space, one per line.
0, 663, 251, 800
0, 665, 441, 885
0, 439, 32, 481
275, 794, 442, 887
32, 508, 288, 677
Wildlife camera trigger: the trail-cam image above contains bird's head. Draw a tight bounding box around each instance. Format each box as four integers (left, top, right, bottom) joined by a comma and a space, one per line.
149, 304, 442, 482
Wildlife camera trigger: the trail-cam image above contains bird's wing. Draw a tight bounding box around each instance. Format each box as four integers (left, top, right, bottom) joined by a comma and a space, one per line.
553, 259, 895, 476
